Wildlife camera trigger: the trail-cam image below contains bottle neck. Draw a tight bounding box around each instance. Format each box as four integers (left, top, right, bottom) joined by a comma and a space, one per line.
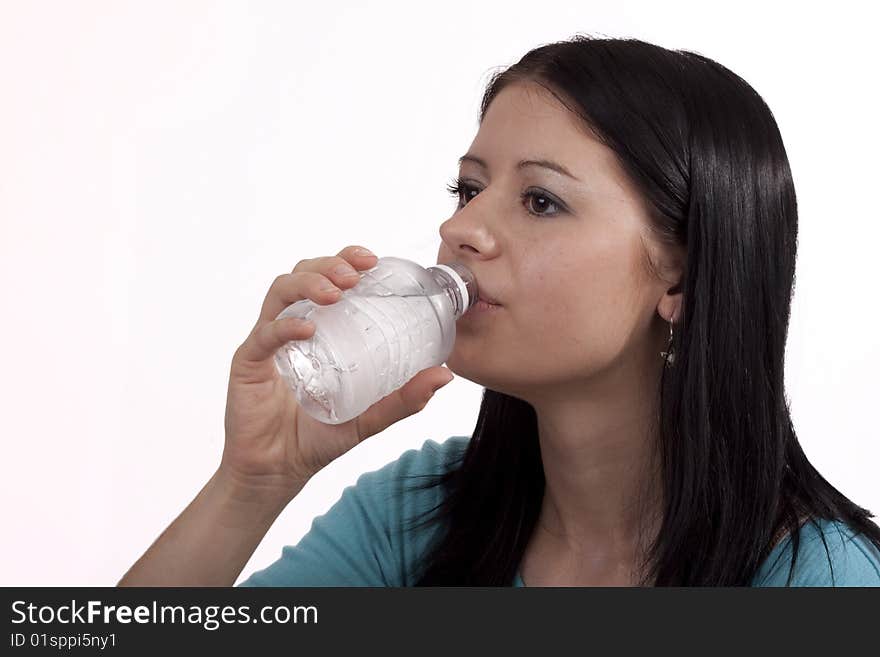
427, 263, 478, 319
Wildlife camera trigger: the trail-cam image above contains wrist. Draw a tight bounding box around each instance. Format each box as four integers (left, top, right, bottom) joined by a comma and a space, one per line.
211, 465, 305, 520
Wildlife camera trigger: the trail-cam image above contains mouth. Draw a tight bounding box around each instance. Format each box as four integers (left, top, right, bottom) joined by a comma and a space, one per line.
469, 296, 503, 314
436, 259, 501, 307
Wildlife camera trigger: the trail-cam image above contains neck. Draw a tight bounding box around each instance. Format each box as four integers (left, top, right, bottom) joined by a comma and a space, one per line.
526, 340, 666, 560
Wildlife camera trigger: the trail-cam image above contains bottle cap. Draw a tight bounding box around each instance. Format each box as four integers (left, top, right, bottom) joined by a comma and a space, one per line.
432, 262, 478, 313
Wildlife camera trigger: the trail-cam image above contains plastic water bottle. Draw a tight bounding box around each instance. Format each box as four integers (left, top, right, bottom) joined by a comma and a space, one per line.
273, 257, 478, 424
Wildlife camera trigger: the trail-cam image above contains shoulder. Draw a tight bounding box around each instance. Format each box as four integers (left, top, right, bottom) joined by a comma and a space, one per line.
341, 435, 469, 507
368, 435, 470, 487
343, 435, 470, 583
350, 435, 470, 534
320, 433, 471, 539
368, 436, 470, 484
752, 518, 880, 586
237, 435, 470, 587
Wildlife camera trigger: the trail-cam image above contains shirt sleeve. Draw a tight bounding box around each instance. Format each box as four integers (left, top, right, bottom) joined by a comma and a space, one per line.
753, 519, 880, 587
236, 437, 463, 587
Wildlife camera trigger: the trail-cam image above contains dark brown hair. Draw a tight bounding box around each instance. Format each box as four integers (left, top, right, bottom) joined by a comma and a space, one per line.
404, 34, 880, 585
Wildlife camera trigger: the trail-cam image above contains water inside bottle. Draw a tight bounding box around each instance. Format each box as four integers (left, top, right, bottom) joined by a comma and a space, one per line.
274, 290, 449, 424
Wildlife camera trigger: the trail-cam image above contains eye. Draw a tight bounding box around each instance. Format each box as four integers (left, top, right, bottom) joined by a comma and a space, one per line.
445, 177, 565, 218
519, 187, 563, 217
445, 177, 479, 207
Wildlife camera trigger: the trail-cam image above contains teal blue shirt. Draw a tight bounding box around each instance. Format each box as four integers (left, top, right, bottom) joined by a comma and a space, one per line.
238, 436, 880, 587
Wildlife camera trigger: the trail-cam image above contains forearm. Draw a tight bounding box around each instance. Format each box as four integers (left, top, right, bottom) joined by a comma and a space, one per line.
118, 468, 301, 586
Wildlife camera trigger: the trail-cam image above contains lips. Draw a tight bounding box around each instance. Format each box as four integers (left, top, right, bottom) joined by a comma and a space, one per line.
436, 260, 502, 306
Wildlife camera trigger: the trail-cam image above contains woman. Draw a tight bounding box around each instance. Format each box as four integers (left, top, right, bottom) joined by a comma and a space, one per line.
120, 35, 880, 587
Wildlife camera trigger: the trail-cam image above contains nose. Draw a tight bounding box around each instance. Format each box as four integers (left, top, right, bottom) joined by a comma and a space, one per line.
438, 206, 500, 262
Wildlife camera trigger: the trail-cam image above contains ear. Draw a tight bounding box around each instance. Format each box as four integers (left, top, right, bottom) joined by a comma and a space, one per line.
657, 283, 683, 324
645, 235, 685, 325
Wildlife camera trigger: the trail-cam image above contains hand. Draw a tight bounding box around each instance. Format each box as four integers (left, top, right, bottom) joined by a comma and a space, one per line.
220, 245, 455, 500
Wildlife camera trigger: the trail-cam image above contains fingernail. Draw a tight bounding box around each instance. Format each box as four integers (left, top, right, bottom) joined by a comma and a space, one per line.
333, 263, 358, 277
353, 247, 375, 257
433, 377, 453, 393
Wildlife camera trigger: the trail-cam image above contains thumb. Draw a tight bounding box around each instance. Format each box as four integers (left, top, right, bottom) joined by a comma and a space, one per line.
354, 367, 455, 441
425, 366, 456, 393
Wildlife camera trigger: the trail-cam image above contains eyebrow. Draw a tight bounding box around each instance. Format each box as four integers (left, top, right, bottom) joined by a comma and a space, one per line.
457, 153, 582, 182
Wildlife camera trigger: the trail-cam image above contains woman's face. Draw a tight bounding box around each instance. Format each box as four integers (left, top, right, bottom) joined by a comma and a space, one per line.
436, 81, 682, 400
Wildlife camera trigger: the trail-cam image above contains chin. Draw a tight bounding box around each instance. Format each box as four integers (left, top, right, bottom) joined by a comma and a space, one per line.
445, 349, 490, 385
444, 350, 521, 397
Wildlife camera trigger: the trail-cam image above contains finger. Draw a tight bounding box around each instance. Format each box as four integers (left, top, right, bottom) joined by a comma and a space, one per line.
291, 245, 377, 276
256, 246, 379, 326
355, 367, 455, 441
292, 246, 378, 286
257, 271, 345, 325
236, 316, 316, 366
335, 244, 378, 267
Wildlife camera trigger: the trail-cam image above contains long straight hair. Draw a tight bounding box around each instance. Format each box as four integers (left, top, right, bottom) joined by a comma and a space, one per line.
404, 35, 880, 586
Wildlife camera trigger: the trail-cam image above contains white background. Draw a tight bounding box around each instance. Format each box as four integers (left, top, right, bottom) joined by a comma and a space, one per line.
1, 1, 877, 586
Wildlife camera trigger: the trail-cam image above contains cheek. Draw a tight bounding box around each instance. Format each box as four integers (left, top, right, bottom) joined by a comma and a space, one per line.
518, 256, 604, 328
518, 257, 641, 360
446, 237, 647, 385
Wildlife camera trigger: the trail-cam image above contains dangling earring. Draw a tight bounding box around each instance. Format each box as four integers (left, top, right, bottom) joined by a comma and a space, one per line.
660, 318, 676, 367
